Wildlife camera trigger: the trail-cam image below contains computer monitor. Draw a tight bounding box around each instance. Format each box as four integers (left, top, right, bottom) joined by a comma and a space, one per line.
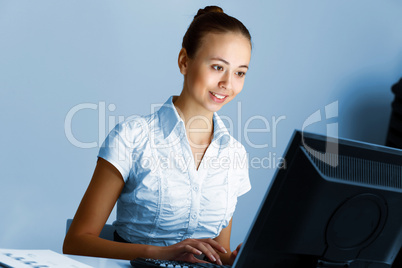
234, 130, 402, 268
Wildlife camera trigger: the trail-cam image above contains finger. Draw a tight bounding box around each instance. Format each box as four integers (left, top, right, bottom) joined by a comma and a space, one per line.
200, 238, 227, 253
194, 259, 210, 264
229, 252, 237, 266
176, 252, 209, 264
183, 244, 202, 256
200, 242, 222, 265
233, 243, 242, 256
190, 256, 210, 264
194, 242, 217, 263
187, 241, 220, 265
180, 239, 224, 265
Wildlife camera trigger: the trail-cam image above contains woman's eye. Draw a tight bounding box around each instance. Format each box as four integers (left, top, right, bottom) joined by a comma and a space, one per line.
212, 65, 223, 71
236, 72, 246, 77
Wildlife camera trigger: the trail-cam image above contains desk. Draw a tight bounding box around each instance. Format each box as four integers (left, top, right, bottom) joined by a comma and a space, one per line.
67, 254, 131, 268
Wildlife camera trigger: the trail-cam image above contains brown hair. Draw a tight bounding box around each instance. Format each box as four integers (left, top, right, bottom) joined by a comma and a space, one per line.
182, 6, 252, 58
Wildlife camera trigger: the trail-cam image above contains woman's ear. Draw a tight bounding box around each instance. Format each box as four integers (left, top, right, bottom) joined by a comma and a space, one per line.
178, 48, 189, 75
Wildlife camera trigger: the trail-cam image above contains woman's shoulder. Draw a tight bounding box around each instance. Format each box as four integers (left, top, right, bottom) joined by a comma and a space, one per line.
213, 113, 247, 154
224, 134, 247, 154
107, 114, 149, 142
115, 112, 157, 132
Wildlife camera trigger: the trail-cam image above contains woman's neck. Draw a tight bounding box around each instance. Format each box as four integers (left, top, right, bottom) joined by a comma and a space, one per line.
173, 95, 214, 146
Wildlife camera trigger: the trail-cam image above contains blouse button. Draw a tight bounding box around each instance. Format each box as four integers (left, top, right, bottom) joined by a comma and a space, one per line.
193, 186, 199, 192
191, 214, 197, 219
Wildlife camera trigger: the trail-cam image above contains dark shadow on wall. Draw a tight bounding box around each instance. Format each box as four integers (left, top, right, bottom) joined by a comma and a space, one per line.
385, 77, 402, 149
338, 54, 402, 146
338, 81, 394, 146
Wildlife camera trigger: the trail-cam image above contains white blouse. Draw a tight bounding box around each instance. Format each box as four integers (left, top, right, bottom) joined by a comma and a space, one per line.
98, 96, 251, 246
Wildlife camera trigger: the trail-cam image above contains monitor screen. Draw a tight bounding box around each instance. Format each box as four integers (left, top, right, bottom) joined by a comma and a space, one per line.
235, 130, 402, 268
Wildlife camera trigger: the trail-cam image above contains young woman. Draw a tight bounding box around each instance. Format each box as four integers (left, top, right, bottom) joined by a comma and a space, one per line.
63, 6, 252, 265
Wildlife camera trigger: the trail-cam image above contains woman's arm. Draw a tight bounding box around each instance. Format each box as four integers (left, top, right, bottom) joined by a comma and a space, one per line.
213, 218, 233, 265
63, 157, 155, 259
213, 218, 244, 265
63, 158, 226, 262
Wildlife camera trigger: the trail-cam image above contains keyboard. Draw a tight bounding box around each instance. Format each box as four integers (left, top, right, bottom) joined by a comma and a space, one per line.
130, 258, 232, 268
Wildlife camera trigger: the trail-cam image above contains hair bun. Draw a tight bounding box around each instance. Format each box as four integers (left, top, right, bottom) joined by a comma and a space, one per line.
194, 6, 224, 19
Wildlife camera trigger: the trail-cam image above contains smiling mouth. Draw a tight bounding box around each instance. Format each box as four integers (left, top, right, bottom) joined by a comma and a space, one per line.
210, 91, 227, 100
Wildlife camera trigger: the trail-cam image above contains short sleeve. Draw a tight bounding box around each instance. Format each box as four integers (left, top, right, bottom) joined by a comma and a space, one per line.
98, 118, 145, 182
232, 144, 251, 197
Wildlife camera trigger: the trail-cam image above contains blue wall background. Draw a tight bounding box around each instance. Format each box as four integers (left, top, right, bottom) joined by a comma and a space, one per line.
1, 0, 402, 253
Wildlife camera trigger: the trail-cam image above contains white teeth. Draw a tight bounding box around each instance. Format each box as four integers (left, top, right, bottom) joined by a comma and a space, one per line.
211, 92, 226, 99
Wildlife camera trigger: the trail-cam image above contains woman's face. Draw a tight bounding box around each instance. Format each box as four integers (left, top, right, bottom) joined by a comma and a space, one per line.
180, 32, 251, 114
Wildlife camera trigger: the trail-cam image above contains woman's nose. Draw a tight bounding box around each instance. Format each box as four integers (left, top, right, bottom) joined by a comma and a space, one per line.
218, 72, 231, 90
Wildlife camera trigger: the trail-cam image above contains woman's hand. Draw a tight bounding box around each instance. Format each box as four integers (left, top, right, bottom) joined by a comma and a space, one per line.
158, 238, 227, 265
229, 243, 242, 265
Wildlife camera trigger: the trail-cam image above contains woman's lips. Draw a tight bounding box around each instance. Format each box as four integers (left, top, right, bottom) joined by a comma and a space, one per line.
209, 91, 228, 103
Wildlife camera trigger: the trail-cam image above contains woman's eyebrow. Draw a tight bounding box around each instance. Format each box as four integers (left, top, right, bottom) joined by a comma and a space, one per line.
210, 57, 249, 69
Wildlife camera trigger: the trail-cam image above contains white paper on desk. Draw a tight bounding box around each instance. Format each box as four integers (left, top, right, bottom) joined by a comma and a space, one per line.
0, 249, 93, 268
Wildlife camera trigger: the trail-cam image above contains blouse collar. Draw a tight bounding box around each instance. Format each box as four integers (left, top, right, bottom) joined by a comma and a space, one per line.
158, 96, 230, 143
